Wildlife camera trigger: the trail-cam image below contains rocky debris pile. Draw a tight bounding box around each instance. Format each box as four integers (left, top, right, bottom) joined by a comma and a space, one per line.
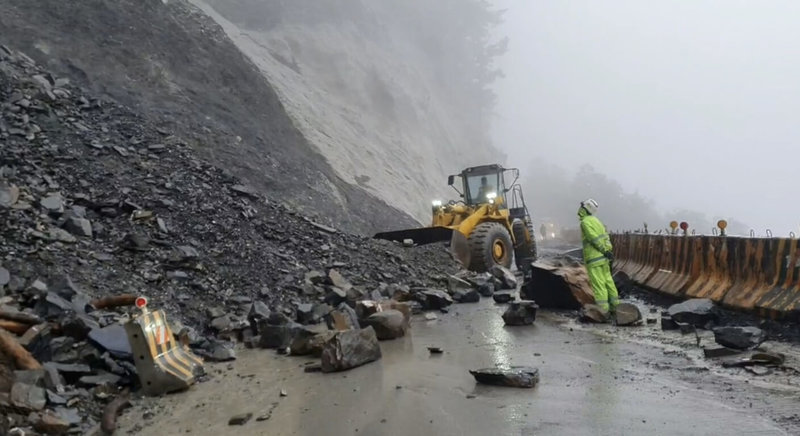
469, 366, 540, 388
0, 275, 150, 434
0, 46, 460, 433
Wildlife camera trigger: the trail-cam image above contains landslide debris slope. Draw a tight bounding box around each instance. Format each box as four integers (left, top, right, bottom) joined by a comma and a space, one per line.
0, 45, 459, 432
0, 0, 418, 235
195, 0, 508, 222
0, 44, 458, 343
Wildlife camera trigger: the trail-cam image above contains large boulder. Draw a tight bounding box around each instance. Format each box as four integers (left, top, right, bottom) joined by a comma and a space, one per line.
321, 327, 382, 372
491, 265, 518, 290
502, 301, 538, 326
521, 258, 594, 309
667, 299, 718, 327
713, 326, 766, 350
469, 366, 539, 388
363, 310, 407, 340
614, 303, 643, 326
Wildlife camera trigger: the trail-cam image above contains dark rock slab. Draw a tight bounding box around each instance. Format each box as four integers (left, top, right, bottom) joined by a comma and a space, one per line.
88, 324, 132, 360
453, 289, 480, 303
492, 291, 514, 304
228, 413, 253, 426
477, 281, 494, 297
412, 289, 453, 311
321, 327, 382, 373
491, 265, 518, 290
502, 301, 538, 326
667, 299, 718, 327
469, 366, 539, 388
363, 310, 406, 340
258, 321, 303, 349
713, 326, 765, 350
703, 346, 743, 359
64, 217, 92, 238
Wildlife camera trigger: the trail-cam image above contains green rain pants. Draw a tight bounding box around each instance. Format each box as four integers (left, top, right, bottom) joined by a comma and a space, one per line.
587, 262, 618, 312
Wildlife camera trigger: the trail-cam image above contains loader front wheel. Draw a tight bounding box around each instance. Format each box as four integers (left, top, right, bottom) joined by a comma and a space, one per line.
468, 222, 513, 273
512, 219, 538, 271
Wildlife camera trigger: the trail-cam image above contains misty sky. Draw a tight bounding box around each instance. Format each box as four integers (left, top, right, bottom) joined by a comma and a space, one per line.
491, 0, 799, 235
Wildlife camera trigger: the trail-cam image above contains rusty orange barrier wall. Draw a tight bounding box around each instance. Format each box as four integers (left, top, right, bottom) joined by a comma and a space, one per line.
611, 234, 800, 320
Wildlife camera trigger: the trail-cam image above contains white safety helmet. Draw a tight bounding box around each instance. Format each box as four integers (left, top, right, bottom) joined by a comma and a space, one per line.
581, 198, 599, 215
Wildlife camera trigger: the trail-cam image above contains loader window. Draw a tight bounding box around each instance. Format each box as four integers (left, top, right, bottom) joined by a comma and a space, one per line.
465, 173, 502, 205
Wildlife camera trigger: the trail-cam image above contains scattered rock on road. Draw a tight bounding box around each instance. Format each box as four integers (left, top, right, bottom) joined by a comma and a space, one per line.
667, 299, 718, 328
614, 303, 643, 326
447, 275, 474, 294
469, 366, 540, 388
453, 289, 480, 303
502, 301, 538, 326
491, 265, 518, 290
703, 346, 743, 359
413, 289, 453, 310
492, 291, 514, 304
364, 310, 407, 340
713, 326, 766, 350
321, 327, 382, 372
580, 304, 608, 323
228, 413, 253, 426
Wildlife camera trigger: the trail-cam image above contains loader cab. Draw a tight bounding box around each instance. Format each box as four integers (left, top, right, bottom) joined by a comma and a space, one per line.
449, 164, 510, 205
448, 164, 530, 221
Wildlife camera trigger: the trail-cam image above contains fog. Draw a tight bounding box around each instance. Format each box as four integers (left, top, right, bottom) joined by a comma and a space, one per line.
491, 0, 800, 236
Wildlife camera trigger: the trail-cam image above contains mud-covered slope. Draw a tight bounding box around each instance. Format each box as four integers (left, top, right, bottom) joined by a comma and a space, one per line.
195, 0, 506, 223
0, 0, 418, 234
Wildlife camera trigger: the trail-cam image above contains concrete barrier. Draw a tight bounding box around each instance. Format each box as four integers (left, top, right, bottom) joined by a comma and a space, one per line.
611, 234, 800, 320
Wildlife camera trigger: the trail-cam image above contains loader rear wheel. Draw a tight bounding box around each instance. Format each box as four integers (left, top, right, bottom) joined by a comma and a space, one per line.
512, 219, 538, 271
468, 222, 513, 273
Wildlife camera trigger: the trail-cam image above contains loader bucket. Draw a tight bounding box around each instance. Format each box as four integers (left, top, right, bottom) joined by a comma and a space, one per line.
374, 226, 455, 245
373, 226, 471, 268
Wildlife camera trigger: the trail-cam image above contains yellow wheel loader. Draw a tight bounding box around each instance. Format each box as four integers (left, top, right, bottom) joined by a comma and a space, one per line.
374, 164, 538, 272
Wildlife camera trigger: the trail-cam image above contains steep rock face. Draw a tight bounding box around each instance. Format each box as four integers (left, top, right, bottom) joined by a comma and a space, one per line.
195, 0, 505, 223
0, 0, 418, 234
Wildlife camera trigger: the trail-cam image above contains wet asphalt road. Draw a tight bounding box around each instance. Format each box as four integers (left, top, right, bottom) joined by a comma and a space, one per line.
118, 299, 799, 436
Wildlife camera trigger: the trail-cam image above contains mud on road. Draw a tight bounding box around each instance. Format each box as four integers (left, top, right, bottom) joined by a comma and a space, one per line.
118, 299, 800, 436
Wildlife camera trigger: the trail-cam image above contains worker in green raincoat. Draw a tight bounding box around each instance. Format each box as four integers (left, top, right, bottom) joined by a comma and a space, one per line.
578, 199, 618, 317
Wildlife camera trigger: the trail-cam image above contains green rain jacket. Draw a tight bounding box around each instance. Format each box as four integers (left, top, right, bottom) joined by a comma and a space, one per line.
578, 207, 613, 266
